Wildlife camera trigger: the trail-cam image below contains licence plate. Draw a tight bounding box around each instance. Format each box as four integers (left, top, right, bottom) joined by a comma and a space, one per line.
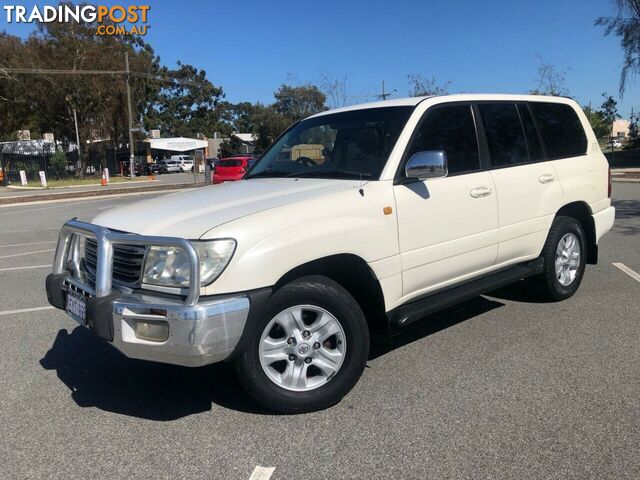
65, 292, 87, 325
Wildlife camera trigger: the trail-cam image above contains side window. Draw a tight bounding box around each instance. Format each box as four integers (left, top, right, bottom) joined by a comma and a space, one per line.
530, 102, 588, 159
517, 104, 544, 161
478, 103, 528, 167
407, 104, 480, 175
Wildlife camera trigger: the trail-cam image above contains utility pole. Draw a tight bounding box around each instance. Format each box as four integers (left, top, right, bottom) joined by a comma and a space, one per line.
376, 80, 396, 101
125, 52, 135, 180
72, 107, 82, 178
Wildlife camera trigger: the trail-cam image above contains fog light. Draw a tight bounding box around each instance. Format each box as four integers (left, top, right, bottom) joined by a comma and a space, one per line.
133, 320, 169, 342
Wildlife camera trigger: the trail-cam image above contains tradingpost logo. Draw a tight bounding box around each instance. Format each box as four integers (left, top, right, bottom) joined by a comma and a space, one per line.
2, 4, 151, 36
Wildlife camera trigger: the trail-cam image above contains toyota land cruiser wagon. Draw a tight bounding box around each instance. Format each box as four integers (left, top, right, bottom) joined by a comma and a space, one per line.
46, 94, 615, 413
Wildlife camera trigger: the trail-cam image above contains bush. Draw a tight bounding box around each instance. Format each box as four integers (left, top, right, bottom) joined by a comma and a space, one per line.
50, 150, 68, 179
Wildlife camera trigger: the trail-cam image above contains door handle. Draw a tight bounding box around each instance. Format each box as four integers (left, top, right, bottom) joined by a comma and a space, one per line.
470, 186, 493, 198
539, 173, 555, 184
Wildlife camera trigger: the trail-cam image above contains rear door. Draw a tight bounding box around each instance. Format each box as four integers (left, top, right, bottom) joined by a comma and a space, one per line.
477, 102, 563, 264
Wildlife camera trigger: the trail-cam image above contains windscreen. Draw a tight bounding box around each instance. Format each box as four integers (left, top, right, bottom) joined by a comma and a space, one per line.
246, 106, 413, 180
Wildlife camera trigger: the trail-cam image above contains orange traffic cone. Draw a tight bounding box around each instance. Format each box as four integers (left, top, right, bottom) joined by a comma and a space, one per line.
101, 170, 107, 187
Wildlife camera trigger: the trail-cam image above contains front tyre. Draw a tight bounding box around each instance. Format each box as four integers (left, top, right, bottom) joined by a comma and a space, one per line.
531, 215, 587, 301
236, 275, 369, 413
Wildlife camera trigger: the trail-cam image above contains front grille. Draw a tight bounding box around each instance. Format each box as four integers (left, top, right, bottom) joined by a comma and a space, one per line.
84, 238, 146, 287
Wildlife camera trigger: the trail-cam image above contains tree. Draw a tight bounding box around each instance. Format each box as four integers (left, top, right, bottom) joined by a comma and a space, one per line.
0, 2, 227, 176
629, 114, 639, 143
407, 74, 451, 96
585, 108, 612, 140
274, 84, 326, 122
218, 134, 243, 157
0, 10, 162, 175
145, 62, 225, 138
600, 93, 619, 134
596, 0, 640, 95
250, 103, 290, 152
318, 71, 360, 108
530, 57, 569, 96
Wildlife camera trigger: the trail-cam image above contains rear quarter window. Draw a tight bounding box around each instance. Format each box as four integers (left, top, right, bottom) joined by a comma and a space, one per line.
530, 102, 587, 159
219, 159, 243, 167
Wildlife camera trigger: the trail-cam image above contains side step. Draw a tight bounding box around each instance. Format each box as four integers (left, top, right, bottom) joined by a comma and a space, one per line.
388, 258, 544, 332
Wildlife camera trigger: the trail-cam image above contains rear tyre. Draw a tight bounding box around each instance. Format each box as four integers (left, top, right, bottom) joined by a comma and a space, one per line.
530, 215, 586, 301
236, 275, 369, 414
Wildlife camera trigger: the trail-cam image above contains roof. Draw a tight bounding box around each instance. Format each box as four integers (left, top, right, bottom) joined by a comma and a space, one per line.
232, 133, 257, 143
146, 137, 208, 152
308, 93, 578, 118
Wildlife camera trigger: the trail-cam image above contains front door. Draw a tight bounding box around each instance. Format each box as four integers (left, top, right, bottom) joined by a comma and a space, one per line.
393, 103, 499, 300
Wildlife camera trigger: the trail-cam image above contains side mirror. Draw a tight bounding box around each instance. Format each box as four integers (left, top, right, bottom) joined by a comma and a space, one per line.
404, 150, 448, 180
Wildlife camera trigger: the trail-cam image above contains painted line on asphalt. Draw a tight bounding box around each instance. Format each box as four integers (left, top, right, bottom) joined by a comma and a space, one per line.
0, 249, 55, 260
0, 200, 94, 217
0, 306, 55, 316
0, 241, 57, 249
0, 264, 51, 272
613, 262, 640, 282
249, 466, 275, 480
0, 227, 59, 234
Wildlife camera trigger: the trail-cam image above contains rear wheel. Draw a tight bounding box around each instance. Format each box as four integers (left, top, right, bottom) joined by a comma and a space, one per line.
236, 276, 369, 413
529, 215, 586, 301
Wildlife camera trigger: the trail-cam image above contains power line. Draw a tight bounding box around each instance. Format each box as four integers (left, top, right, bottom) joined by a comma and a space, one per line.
1, 67, 208, 87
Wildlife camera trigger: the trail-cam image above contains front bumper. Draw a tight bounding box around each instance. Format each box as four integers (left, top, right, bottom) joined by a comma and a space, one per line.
46, 219, 251, 367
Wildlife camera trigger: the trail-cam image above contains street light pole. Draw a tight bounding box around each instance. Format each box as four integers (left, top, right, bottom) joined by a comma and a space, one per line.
72, 107, 82, 178
125, 52, 135, 180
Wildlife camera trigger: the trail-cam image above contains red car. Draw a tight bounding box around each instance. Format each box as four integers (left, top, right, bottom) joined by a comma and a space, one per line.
213, 156, 255, 184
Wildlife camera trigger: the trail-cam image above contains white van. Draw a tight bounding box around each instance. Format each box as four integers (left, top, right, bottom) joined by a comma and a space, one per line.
170, 155, 193, 172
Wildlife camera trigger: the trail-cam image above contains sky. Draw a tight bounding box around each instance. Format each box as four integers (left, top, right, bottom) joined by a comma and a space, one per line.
1, 0, 638, 118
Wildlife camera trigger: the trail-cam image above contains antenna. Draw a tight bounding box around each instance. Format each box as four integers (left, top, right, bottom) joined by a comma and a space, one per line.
359, 173, 364, 196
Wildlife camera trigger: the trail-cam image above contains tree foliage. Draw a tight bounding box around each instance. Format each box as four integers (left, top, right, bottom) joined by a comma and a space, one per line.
0, 2, 226, 175
596, 0, 640, 95
274, 84, 326, 122
585, 93, 619, 142
407, 74, 451, 96
530, 58, 569, 96
145, 62, 225, 137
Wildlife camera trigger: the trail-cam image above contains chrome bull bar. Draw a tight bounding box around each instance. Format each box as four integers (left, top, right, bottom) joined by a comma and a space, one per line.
52, 219, 201, 306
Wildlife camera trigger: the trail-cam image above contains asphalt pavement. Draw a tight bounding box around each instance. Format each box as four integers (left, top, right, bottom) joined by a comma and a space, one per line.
0, 184, 639, 479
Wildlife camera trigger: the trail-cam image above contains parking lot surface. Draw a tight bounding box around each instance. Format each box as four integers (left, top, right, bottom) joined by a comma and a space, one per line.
1, 184, 639, 479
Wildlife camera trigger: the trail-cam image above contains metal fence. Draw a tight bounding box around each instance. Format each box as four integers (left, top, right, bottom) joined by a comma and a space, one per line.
0, 141, 133, 185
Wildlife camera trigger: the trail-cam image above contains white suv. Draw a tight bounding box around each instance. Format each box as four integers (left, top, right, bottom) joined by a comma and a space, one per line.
46, 94, 615, 413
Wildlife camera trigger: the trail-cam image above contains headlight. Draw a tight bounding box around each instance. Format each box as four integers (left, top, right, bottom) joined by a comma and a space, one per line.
142, 239, 236, 288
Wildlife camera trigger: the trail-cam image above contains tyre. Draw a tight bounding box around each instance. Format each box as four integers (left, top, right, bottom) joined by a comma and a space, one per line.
530, 215, 587, 301
236, 275, 369, 413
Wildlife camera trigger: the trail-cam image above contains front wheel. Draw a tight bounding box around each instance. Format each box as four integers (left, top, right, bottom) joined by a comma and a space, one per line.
236, 276, 369, 413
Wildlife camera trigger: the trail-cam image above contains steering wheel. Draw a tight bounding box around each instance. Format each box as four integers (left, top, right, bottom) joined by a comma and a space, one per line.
295, 156, 317, 167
